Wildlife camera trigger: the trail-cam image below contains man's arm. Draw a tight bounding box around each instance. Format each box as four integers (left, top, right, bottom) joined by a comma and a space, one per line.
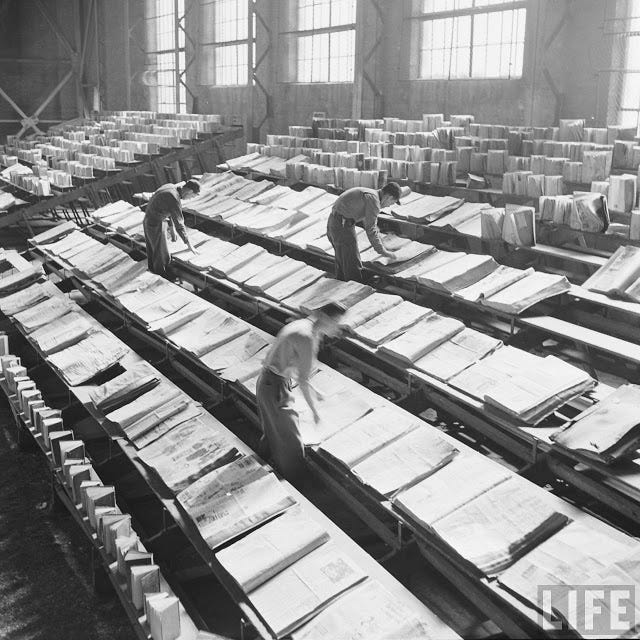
363, 193, 394, 257
170, 200, 196, 252
296, 336, 320, 423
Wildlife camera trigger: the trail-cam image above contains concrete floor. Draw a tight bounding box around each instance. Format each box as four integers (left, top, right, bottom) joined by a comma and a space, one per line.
0, 404, 135, 640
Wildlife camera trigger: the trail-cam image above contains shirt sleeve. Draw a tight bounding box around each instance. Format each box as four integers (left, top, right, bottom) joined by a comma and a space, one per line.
362, 193, 386, 254
169, 196, 189, 245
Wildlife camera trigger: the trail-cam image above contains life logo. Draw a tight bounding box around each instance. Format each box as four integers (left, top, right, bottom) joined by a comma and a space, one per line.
538, 585, 638, 636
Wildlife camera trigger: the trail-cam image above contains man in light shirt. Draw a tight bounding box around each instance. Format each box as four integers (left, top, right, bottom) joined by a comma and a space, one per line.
256, 303, 345, 481
327, 181, 402, 282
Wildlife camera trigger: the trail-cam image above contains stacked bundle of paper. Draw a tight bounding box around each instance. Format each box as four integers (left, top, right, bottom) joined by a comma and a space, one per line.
199, 329, 272, 374
378, 314, 465, 365
498, 521, 640, 631
394, 249, 466, 280
338, 292, 403, 332
227, 251, 283, 285
244, 540, 367, 638
283, 278, 373, 314
454, 266, 530, 303
48, 330, 129, 386
0, 280, 62, 317
429, 202, 490, 237
291, 579, 443, 640
353, 300, 431, 346
139, 418, 240, 492
363, 238, 434, 273
13, 294, 75, 332
262, 265, 325, 302
216, 507, 330, 592
481, 271, 571, 314
394, 451, 512, 529
551, 384, 640, 463
482, 354, 594, 424
412, 328, 503, 381
451, 347, 594, 424
417, 254, 499, 294
283, 212, 328, 245
320, 406, 421, 469
30, 311, 94, 355
583, 245, 640, 302
390, 194, 464, 222
177, 456, 296, 550
432, 477, 569, 575
244, 257, 307, 295
349, 428, 458, 497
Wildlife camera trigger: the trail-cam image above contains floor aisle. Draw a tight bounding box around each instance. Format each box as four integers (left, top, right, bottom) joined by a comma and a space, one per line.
0, 404, 135, 640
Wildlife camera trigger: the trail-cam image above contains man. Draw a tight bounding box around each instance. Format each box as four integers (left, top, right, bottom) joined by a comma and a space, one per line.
143, 179, 200, 278
256, 303, 345, 481
326, 181, 403, 282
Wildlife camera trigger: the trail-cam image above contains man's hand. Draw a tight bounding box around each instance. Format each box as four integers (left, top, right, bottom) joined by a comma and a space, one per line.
384, 250, 399, 262
189, 244, 199, 255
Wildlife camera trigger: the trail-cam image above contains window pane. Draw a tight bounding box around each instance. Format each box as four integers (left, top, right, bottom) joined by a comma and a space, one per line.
329, 29, 355, 81
213, 0, 248, 43
420, 15, 471, 79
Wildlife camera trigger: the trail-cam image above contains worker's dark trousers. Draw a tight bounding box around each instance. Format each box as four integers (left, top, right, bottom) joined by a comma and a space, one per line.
256, 368, 305, 481
326, 212, 362, 282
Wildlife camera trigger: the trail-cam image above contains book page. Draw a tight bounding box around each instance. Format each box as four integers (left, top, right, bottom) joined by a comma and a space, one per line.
216, 507, 330, 592
352, 427, 459, 497
291, 579, 442, 640
338, 293, 403, 332
455, 266, 532, 303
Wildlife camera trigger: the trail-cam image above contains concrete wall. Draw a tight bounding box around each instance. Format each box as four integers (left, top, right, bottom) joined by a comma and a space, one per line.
2, 0, 617, 142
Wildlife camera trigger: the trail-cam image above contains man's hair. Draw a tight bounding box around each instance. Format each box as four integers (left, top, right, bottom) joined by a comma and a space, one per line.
315, 302, 345, 319
180, 179, 201, 195
380, 181, 402, 203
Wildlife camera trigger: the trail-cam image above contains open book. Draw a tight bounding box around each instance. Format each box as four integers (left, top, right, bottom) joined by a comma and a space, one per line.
247, 543, 367, 638
320, 405, 421, 469
433, 476, 570, 575
291, 579, 448, 640
177, 456, 295, 550
583, 245, 640, 302
351, 427, 459, 497
215, 507, 330, 593
393, 450, 512, 527
138, 418, 240, 492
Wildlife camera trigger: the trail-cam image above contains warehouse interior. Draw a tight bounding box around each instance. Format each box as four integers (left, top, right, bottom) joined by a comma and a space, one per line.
1, 1, 640, 639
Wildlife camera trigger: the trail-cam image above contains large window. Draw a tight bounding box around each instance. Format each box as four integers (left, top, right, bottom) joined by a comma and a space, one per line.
296, 0, 356, 83
200, 0, 250, 86
419, 0, 526, 80
609, 0, 640, 131
148, 0, 186, 113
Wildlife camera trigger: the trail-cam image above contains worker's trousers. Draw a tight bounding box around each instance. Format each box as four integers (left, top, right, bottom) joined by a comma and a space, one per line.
256, 368, 305, 481
143, 217, 173, 279
326, 212, 362, 282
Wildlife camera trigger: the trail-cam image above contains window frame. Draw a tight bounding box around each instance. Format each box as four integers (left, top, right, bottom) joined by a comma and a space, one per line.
147, 0, 187, 113
416, 0, 528, 81
199, 0, 254, 87
285, 0, 357, 84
